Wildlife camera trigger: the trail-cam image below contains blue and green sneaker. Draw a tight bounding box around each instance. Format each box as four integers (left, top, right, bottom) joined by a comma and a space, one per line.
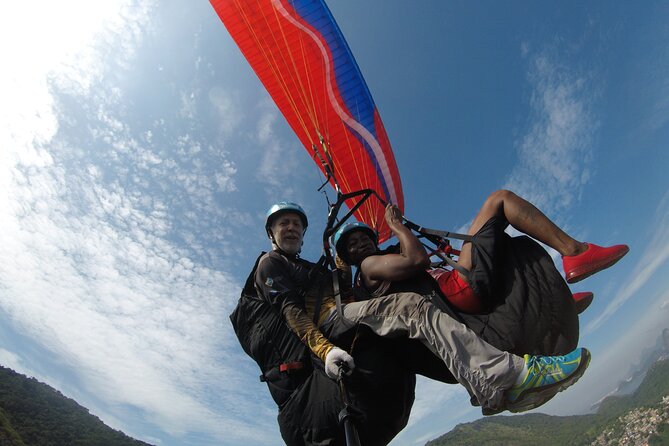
506, 347, 591, 413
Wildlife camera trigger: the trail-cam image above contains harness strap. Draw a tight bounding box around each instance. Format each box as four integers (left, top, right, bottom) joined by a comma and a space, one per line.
260, 361, 306, 382
405, 220, 474, 279
434, 251, 471, 279
404, 221, 473, 243
311, 272, 326, 325
296, 255, 326, 326
279, 362, 305, 372
332, 268, 344, 320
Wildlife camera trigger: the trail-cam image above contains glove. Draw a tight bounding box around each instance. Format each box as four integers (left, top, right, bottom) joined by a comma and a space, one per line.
325, 347, 355, 379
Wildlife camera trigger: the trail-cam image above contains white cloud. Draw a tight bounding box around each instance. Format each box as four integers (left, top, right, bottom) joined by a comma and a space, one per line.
208, 86, 243, 137
0, 131, 262, 439
0, 349, 23, 373
643, 5, 669, 133
408, 376, 464, 423
389, 377, 478, 446
255, 110, 285, 188
254, 105, 303, 199
585, 190, 669, 333
547, 286, 669, 417
504, 52, 598, 215
648, 79, 669, 132
0, 1, 267, 444
180, 90, 198, 120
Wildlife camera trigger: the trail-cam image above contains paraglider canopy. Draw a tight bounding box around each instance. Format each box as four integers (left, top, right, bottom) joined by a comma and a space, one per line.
210, 0, 404, 242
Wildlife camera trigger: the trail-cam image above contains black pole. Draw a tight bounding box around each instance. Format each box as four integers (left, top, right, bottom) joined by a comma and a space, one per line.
337, 367, 362, 446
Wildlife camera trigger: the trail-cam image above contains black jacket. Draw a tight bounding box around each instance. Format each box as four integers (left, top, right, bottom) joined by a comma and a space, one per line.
230, 253, 415, 446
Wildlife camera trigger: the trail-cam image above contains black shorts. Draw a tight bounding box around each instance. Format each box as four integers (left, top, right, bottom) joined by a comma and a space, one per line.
466, 216, 509, 303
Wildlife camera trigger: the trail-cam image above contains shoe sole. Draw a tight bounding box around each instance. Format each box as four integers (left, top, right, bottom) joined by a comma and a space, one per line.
566, 246, 630, 284
507, 348, 591, 413
574, 293, 594, 314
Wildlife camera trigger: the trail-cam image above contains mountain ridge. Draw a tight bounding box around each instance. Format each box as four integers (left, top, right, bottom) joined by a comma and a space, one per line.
0, 365, 152, 446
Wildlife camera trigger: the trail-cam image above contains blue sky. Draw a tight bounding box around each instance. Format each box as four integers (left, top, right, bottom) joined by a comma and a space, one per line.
1, 1, 668, 445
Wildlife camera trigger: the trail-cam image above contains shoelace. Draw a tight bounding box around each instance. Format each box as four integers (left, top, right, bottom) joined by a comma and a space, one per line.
526, 355, 566, 377
528, 354, 566, 367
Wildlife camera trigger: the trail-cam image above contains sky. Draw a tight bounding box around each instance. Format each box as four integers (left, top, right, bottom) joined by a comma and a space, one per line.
1, 1, 668, 445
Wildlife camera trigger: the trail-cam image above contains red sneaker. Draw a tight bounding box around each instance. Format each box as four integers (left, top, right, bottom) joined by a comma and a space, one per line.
573, 292, 594, 314
563, 243, 629, 284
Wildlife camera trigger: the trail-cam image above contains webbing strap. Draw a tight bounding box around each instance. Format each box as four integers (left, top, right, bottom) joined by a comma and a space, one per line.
404, 219, 473, 278
332, 268, 344, 320
303, 256, 327, 326
260, 361, 306, 382
409, 223, 473, 243
439, 254, 470, 278
279, 361, 305, 372
311, 276, 326, 325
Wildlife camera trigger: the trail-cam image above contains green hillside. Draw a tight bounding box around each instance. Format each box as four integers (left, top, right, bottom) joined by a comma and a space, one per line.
0, 366, 152, 446
427, 358, 669, 446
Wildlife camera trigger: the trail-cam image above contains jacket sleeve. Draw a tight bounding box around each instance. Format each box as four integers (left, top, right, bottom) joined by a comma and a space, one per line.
255, 253, 336, 363
255, 253, 304, 309
282, 304, 336, 363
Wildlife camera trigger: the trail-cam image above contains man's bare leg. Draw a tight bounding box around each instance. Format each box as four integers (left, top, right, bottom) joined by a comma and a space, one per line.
456, 189, 628, 285
457, 189, 587, 273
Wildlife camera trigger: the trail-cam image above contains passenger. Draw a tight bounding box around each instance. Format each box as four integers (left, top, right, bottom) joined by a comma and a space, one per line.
334, 190, 629, 315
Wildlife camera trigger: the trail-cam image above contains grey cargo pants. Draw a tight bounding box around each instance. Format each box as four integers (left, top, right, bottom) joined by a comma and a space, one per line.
326, 292, 525, 411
